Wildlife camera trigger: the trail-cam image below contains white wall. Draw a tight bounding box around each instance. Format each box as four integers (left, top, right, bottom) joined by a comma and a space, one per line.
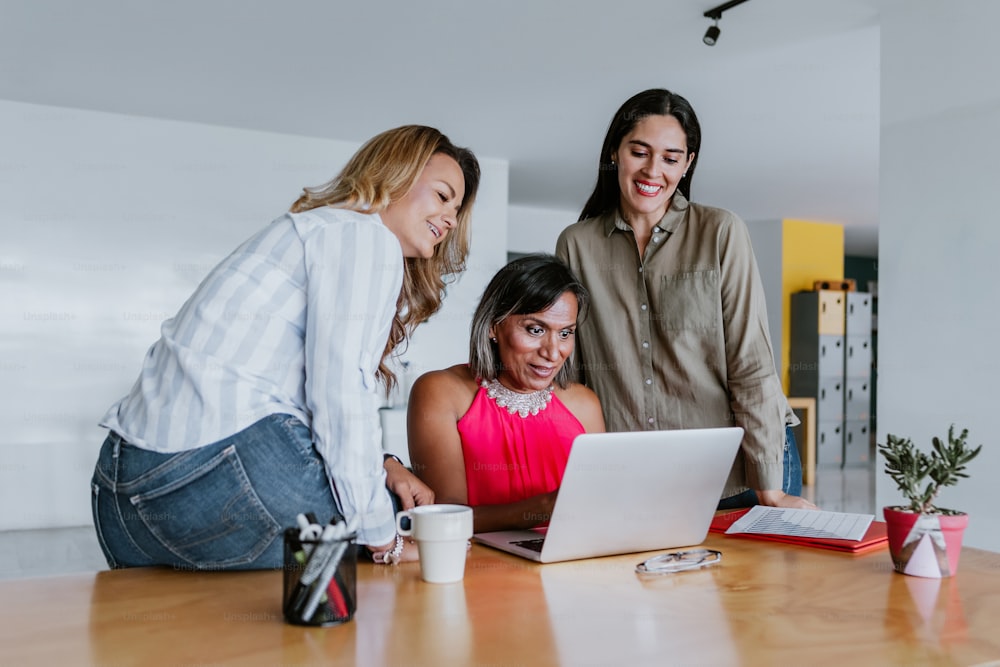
745, 220, 785, 377
508, 204, 577, 255
877, 0, 1000, 551
0, 100, 507, 530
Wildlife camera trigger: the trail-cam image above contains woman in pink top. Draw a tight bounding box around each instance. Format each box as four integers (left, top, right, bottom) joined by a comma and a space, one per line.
408, 254, 605, 533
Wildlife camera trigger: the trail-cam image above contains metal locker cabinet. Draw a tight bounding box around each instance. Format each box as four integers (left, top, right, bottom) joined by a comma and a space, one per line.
790, 291, 847, 465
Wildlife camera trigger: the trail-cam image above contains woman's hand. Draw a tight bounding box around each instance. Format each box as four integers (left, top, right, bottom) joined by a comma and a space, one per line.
755, 489, 818, 510
367, 536, 419, 564
384, 456, 435, 509
532, 490, 559, 525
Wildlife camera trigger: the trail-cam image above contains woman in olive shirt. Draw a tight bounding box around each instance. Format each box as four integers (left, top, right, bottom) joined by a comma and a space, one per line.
556, 88, 815, 510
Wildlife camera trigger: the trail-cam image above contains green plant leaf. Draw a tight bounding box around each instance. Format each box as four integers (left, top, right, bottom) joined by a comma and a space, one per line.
879, 425, 980, 514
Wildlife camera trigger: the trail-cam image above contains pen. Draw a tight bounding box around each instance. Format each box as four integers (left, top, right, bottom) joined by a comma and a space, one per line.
301, 541, 351, 620
298, 523, 340, 586
296, 513, 323, 560
327, 572, 351, 619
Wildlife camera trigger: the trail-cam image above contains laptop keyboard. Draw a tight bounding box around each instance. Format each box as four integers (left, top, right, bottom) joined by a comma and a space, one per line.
512, 538, 545, 552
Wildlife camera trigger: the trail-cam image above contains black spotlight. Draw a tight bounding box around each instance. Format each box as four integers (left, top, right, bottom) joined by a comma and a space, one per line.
702, 0, 751, 47
703, 22, 720, 46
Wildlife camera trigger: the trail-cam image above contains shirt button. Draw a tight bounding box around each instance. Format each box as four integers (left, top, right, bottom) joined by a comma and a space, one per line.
638, 266, 643, 273
642, 341, 649, 348
640, 304, 647, 311
652, 237, 660, 243
647, 417, 655, 425
645, 378, 653, 385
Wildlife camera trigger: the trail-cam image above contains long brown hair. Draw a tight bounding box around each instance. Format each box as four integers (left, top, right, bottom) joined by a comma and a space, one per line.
579, 89, 701, 222
291, 125, 481, 391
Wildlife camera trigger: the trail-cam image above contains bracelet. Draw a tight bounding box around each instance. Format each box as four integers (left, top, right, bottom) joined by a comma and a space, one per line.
383, 453, 404, 467
371, 534, 405, 565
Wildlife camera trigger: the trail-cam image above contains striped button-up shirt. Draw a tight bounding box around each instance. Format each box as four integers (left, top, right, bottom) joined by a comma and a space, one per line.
101, 207, 403, 545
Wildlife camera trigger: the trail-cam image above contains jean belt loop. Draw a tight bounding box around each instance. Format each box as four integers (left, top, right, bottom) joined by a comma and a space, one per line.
109, 432, 124, 490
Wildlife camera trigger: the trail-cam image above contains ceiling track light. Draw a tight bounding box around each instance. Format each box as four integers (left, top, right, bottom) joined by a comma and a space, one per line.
702, 0, 751, 46
703, 20, 720, 46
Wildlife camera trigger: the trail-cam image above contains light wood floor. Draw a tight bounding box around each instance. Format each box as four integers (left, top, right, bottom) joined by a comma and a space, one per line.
0, 463, 875, 580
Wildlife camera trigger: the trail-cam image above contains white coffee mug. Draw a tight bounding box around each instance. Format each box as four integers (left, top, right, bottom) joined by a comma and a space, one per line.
396, 504, 473, 584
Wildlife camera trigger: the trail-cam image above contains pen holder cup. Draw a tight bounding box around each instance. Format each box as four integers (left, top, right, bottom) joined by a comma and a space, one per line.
282, 527, 358, 626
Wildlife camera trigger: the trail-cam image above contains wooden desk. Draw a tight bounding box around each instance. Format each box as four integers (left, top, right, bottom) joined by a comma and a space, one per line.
3, 536, 999, 666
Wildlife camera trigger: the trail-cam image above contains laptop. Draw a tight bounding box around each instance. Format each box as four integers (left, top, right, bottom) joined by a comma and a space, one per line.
473, 427, 743, 563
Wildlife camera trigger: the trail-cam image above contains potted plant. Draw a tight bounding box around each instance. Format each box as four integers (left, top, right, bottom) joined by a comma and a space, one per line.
877, 425, 981, 578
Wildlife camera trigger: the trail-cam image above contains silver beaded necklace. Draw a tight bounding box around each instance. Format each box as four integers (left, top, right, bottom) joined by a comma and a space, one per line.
482, 378, 554, 418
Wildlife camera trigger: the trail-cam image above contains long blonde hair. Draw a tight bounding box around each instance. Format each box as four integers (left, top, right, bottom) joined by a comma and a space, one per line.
290, 125, 480, 391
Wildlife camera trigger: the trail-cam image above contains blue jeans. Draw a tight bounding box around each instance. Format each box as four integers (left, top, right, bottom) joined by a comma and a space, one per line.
717, 425, 803, 510
91, 414, 342, 570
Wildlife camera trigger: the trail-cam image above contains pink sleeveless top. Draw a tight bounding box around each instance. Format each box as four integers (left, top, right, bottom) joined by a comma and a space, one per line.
456, 385, 585, 507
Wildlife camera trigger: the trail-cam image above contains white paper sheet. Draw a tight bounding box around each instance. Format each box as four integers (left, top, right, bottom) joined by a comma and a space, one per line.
725, 506, 874, 541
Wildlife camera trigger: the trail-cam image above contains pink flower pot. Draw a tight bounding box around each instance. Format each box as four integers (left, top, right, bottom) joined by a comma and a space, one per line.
883, 507, 968, 578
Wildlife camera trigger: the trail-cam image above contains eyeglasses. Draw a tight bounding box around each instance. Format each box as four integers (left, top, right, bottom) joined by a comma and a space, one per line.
635, 549, 722, 575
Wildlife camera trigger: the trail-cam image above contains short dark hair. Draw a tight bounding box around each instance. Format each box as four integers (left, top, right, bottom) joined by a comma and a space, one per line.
469, 254, 589, 389
579, 89, 702, 221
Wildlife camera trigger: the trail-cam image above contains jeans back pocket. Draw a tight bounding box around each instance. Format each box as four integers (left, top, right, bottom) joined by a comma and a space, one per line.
130, 444, 281, 569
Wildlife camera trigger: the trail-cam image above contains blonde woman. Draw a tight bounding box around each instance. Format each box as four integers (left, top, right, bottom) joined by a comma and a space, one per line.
92, 126, 480, 569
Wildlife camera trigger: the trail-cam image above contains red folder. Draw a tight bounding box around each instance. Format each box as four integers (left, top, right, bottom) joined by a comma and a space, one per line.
709, 508, 888, 554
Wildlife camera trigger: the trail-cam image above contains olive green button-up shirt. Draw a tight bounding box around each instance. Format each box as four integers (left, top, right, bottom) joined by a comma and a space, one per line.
556, 193, 795, 497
